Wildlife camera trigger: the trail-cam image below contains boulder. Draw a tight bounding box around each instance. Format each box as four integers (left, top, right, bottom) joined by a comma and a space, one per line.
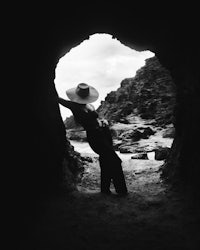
118, 145, 136, 153
81, 156, 93, 163
66, 129, 87, 142
162, 126, 175, 138
119, 127, 155, 142
141, 127, 155, 138
132, 130, 144, 141
131, 153, 148, 159
155, 147, 171, 160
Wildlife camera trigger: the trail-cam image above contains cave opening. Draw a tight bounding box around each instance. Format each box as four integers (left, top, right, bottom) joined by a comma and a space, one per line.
54, 33, 154, 120
54, 33, 176, 194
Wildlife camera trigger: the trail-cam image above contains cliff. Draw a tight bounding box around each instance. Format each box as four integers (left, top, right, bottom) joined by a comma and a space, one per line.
97, 56, 176, 127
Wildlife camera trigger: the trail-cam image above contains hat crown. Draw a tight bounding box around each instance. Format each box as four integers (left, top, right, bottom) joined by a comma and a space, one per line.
76, 83, 90, 98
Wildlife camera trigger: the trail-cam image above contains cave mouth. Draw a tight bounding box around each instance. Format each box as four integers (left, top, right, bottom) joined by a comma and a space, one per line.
54, 33, 154, 120
54, 33, 176, 163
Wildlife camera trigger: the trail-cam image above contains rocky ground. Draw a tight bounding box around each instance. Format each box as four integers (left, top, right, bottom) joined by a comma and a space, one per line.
20, 114, 199, 250
21, 149, 200, 250
66, 115, 175, 161
111, 115, 174, 155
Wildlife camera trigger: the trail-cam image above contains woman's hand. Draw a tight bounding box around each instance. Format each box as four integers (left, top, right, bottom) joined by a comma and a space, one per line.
98, 119, 109, 127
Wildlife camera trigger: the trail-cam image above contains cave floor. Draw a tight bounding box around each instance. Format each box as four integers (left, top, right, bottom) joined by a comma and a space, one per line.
22, 155, 200, 250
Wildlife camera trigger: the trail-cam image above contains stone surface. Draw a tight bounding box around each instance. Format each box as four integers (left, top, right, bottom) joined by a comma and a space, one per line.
155, 147, 171, 160
131, 153, 148, 160
97, 56, 176, 127
66, 129, 87, 142
162, 126, 175, 138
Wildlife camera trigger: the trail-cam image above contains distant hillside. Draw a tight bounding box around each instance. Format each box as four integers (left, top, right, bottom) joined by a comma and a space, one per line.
64, 56, 176, 129
97, 56, 176, 126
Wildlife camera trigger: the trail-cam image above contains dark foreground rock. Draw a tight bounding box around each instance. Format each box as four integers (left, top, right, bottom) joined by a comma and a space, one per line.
118, 126, 155, 141
131, 153, 148, 159
155, 147, 171, 160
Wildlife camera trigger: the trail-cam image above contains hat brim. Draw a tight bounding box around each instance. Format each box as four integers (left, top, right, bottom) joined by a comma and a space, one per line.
66, 85, 99, 104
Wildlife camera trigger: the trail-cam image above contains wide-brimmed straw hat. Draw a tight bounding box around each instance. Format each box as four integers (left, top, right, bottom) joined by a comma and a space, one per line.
66, 83, 99, 104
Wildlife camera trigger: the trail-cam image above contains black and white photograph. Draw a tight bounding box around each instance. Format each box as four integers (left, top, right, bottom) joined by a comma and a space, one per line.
10, 3, 199, 250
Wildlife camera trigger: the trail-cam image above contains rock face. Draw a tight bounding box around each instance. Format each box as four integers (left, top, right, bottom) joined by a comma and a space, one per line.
97, 56, 176, 127
62, 140, 85, 191
66, 129, 87, 142
64, 116, 81, 130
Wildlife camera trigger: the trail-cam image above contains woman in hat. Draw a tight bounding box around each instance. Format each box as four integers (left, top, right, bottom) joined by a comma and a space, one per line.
57, 83, 128, 196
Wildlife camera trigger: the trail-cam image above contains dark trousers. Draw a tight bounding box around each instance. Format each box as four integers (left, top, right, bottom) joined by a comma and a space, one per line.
86, 127, 127, 194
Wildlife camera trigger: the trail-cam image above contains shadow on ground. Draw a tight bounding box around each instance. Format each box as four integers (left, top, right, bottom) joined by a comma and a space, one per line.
21, 156, 200, 250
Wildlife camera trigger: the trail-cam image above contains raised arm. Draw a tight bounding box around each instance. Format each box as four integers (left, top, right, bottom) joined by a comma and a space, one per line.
57, 97, 73, 109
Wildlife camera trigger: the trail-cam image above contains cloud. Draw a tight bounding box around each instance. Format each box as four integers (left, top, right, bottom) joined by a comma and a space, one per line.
55, 33, 154, 119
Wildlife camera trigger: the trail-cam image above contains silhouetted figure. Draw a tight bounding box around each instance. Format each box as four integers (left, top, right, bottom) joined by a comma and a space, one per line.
58, 83, 128, 196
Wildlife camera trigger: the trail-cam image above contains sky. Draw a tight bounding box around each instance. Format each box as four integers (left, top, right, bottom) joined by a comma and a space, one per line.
54, 33, 154, 120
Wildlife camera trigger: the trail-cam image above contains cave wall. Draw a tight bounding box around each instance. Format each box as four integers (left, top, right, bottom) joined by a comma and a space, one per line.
13, 8, 199, 216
